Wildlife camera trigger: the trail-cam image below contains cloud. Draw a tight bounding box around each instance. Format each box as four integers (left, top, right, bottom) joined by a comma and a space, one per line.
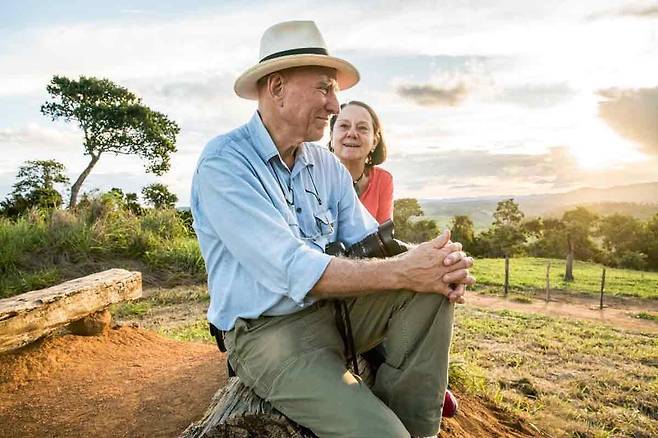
589, 3, 658, 19
385, 147, 578, 197
383, 146, 658, 199
155, 74, 235, 103
0, 124, 80, 149
397, 82, 469, 107
498, 83, 575, 108
597, 87, 658, 155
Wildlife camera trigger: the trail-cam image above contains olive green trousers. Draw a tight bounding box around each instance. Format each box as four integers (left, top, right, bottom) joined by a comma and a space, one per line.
223, 291, 455, 437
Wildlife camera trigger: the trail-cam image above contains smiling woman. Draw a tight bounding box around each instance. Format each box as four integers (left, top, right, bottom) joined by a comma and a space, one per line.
329, 101, 393, 224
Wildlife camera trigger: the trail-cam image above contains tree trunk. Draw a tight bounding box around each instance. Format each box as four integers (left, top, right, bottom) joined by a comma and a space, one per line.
69, 153, 100, 208
181, 356, 375, 438
564, 234, 574, 281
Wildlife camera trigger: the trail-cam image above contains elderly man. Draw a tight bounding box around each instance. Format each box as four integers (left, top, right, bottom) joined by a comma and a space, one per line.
191, 21, 474, 438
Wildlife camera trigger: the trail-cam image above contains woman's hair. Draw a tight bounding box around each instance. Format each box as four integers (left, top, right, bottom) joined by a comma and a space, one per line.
329, 101, 387, 167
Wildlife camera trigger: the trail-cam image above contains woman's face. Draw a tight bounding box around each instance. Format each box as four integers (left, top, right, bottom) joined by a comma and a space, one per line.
330, 104, 377, 165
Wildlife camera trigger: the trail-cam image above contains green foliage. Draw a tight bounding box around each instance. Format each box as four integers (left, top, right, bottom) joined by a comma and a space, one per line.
472, 199, 526, 257
644, 213, 658, 269
41, 75, 179, 207
562, 207, 600, 261
142, 183, 178, 209
450, 215, 475, 249
1, 160, 69, 217
634, 311, 658, 322
393, 198, 440, 243
493, 198, 524, 227
108, 188, 143, 215
525, 217, 567, 258
0, 192, 204, 298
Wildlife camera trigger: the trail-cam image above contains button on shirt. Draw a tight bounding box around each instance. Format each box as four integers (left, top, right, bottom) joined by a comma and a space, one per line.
191, 112, 378, 331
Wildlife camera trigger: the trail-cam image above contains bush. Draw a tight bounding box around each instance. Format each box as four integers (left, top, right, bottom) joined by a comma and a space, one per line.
0, 193, 205, 298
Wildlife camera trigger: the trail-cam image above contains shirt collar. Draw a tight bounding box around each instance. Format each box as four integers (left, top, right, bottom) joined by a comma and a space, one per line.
247, 111, 279, 163
247, 111, 313, 170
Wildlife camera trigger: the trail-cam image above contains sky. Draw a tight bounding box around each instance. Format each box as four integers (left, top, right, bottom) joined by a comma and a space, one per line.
1, 0, 657, 206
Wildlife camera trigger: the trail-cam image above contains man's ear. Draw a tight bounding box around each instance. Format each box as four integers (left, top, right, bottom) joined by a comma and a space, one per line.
267, 72, 286, 106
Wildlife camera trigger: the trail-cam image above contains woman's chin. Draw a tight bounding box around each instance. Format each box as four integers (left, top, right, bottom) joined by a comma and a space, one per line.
338, 154, 365, 165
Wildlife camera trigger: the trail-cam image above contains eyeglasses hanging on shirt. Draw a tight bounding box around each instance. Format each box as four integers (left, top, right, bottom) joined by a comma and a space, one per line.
268, 160, 334, 240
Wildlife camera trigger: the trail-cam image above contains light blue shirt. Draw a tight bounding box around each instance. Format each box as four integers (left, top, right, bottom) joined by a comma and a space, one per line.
191, 112, 378, 331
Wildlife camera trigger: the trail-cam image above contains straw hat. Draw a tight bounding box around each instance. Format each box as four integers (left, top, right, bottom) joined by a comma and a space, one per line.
234, 20, 360, 100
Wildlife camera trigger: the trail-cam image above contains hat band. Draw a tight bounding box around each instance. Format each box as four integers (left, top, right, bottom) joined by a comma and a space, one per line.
260, 47, 328, 63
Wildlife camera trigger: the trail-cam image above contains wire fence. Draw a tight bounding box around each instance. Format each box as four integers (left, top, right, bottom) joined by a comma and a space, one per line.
472, 257, 658, 301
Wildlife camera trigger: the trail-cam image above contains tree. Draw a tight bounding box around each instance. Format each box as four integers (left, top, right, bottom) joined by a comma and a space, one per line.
108, 187, 142, 215
0, 160, 69, 217
597, 213, 646, 268
525, 218, 566, 258
450, 215, 475, 250
392, 198, 440, 243
643, 213, 658, 271
393, 198, 424, 226
404, 219, 440, 244
562, 207, 599, 280
41, 75, 179, 208
493, 198, 524, 227
142, 183, 178, 209
486, 198, 526, 257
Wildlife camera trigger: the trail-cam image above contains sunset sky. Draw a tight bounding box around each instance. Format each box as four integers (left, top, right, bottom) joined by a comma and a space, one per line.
1, 0, 657, 205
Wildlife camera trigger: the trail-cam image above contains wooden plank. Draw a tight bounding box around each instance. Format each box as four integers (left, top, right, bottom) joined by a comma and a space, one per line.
0, 269, 142, 353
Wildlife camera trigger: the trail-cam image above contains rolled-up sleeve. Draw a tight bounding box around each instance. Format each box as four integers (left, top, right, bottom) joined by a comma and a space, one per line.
195, 150, 331, 305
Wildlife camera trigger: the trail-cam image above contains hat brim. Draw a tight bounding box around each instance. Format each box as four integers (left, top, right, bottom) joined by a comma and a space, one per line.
234, 54, 360, 100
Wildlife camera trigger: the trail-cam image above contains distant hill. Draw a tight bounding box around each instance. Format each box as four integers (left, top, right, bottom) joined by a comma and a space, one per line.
419, 182, 658, 231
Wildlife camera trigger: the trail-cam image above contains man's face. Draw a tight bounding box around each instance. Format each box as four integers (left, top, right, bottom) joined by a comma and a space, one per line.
280, 67, 340, 142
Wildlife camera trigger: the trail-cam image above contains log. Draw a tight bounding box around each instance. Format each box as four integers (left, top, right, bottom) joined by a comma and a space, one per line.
181, 356, 374, 438
0, 269, 142, 353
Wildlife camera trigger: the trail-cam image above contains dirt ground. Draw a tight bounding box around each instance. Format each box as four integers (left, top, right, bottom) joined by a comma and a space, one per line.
3, 286, 654, 437
0, 327, 226, 438
0, 325, 539, 438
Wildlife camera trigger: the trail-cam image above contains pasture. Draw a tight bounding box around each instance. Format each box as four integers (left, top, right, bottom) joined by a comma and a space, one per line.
472, 257, 658, 299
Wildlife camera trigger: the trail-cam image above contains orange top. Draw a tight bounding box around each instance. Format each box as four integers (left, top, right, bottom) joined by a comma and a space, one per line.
359, 166, 394, 224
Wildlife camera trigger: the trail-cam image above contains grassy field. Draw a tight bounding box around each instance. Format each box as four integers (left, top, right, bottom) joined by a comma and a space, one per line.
114, 286, 658, 437
0, 199, 206, 298
450, 306, 658, 437
472, 257, 658, 299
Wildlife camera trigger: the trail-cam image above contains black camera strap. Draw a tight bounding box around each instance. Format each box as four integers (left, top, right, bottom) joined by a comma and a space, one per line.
334, 300, 360, 375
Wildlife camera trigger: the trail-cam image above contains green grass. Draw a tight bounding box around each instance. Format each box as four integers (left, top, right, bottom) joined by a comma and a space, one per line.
634, 312, 658, 322
159, 318, 213, 343
451, 306, 658, 437
0, 198, 206, 298
472, 257, 658, 299
111, 301, 153, 318
111, 285, 209, 322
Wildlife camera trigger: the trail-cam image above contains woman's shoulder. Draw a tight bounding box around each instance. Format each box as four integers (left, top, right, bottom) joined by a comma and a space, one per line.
371, 166, 393, 182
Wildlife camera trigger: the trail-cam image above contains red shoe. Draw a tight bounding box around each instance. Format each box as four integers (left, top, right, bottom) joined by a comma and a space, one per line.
442, 390, 458, 417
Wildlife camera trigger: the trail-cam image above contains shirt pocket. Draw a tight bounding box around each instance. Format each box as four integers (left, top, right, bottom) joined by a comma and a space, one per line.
314, 207, 335, 239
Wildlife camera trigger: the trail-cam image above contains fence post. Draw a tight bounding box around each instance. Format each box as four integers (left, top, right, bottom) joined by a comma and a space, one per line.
545, 262, 551, 302
504, 255, 510, 297
599, 268, 606, 310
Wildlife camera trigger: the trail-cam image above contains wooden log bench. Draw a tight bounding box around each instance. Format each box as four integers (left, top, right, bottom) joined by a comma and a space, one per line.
0, 268, 142, 353
181, 356, 374, 438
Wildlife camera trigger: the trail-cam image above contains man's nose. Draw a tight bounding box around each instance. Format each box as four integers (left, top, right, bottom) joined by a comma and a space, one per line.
326, 89, 339, 114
